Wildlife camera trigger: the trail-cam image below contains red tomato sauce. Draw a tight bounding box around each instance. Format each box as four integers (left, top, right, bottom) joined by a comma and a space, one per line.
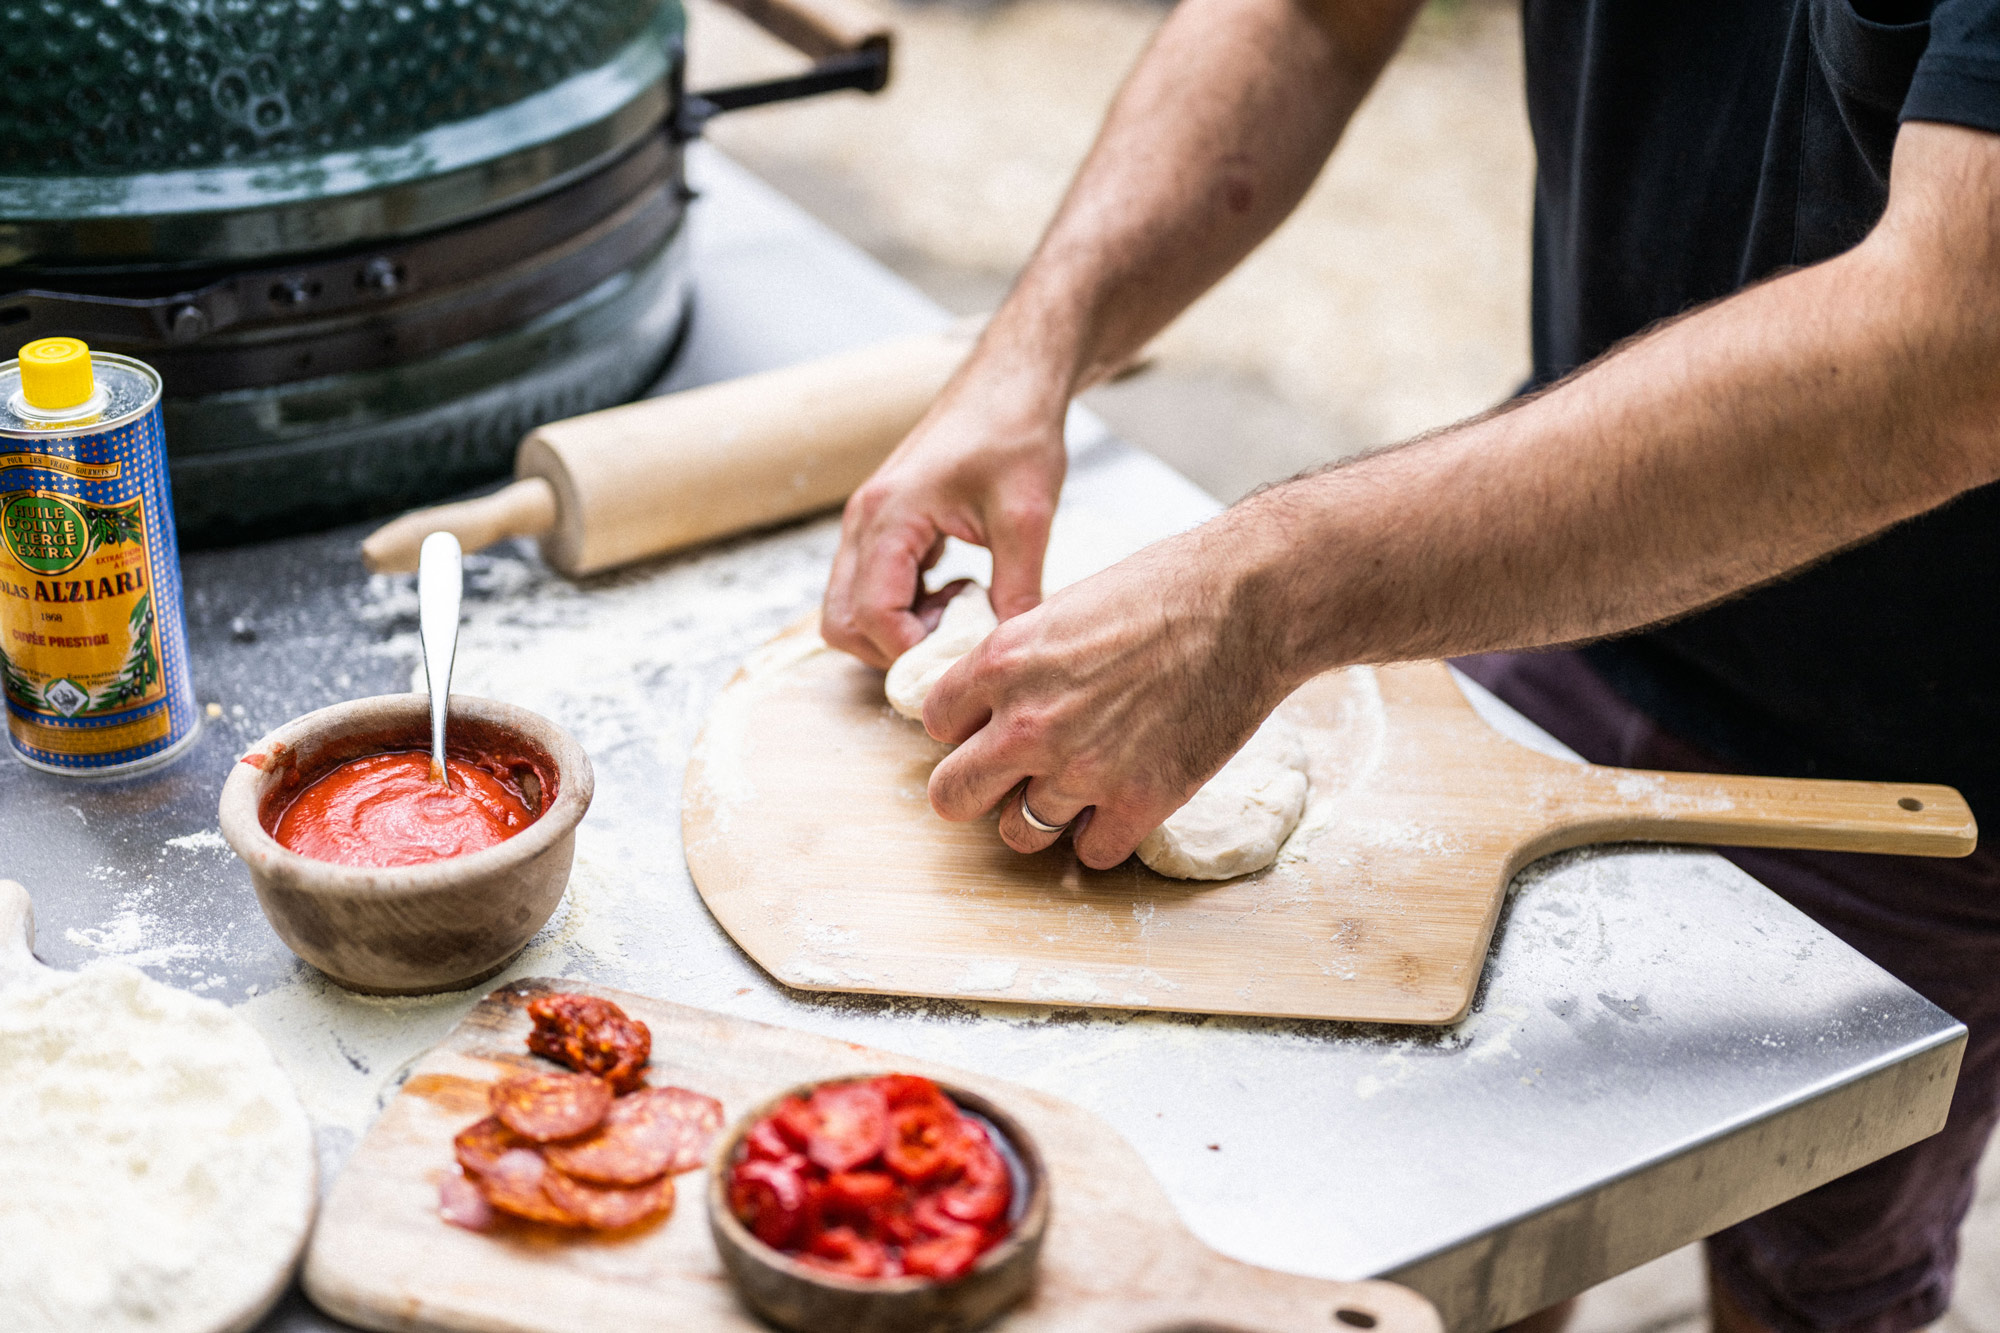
727, 1075, 1016, 1281
273, 750, 539, 867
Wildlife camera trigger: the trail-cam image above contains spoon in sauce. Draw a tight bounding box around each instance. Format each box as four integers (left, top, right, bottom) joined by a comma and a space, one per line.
418, 531, 464, 786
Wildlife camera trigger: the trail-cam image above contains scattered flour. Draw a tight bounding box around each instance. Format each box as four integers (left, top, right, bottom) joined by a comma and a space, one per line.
1028, 970, 1109, 1004
64, 908, 202, 971
951, 960, 1021, 993
162, 829, 229, 853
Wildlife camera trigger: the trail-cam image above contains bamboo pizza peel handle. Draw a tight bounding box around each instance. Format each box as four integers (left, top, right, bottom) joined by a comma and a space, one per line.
1551, 769, 1977, 858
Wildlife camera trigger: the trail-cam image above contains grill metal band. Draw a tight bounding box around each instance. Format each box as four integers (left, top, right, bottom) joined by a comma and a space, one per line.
2, 136, 687, 394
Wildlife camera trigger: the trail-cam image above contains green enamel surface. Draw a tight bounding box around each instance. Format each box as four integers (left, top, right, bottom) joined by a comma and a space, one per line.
2, 0, 684, 174
0, 0, 684, 261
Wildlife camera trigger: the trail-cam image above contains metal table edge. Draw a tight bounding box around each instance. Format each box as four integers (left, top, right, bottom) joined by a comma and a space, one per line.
1381, 1017, 1967, 1330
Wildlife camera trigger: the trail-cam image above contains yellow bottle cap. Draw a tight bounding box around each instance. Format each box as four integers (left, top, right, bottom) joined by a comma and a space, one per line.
18, 337, 95, 412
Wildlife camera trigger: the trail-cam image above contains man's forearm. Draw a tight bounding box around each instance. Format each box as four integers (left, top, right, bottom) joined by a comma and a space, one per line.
1224, 122, 2000, 689
965, 0, 1420, 412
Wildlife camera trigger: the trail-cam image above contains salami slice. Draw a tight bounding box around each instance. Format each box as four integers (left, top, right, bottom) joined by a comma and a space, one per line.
453, 1115, 534, 1177
544, 1085, 724, 1184
475, 1147, 582, 1227
525, 992, 651, 1093
438, 1172, 496, 1232
653, 1086, 725, 1173
489, 1070, 613, 1142
541, 1166, 676, 1231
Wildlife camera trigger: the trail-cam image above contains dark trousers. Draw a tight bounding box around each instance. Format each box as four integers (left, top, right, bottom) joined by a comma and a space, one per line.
1457, 651, 2000, 1333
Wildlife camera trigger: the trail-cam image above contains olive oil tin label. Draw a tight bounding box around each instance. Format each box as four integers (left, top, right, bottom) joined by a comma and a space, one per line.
0, 350, 198, 775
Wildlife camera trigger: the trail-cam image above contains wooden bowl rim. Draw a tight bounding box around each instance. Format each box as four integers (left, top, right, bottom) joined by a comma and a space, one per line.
217, 692, 594, 897
706, 1073, 1051, 1296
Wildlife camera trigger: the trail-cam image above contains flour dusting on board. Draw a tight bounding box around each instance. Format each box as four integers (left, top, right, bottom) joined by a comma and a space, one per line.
952, 960, 1021, 993
1278, 665, 1388, 861
1612, 771, 1737, 813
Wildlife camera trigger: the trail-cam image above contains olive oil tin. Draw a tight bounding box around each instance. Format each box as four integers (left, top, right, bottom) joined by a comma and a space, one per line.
0, 342, 199, 775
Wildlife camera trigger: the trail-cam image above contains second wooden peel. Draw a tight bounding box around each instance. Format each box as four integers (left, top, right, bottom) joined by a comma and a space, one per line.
682, 619, 1977, 1026
361, 330, 969, 577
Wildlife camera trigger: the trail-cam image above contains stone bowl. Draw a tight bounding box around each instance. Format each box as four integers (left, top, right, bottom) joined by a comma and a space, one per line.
708, 1078, 1050, 1333
218, 693, 592, 995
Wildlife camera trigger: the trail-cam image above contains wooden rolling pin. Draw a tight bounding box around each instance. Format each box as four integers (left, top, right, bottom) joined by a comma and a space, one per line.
361, 330, 970, 576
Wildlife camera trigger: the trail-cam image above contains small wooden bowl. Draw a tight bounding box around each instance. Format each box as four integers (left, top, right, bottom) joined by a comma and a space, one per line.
218, 693, 593, 995
708, 1078, 1050, 1333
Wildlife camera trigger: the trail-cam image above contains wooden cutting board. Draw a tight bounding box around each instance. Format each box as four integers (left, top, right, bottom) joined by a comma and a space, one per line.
303, 977, 1441, 1333
682, 619, 1976, 1025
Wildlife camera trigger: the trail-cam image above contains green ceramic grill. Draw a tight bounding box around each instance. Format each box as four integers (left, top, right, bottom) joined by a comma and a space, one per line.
0, 0, 891, 543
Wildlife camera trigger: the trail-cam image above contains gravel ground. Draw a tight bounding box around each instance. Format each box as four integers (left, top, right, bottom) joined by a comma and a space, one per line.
687, 0, 1999, 1324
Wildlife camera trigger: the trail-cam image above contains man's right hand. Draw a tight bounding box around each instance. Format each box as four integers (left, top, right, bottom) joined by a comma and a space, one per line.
821, 367, 1069, 670
820, 0, 1415, 673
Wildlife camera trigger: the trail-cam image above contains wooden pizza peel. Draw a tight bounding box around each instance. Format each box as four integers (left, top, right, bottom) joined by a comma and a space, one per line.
304, 977, 1442, 1333
681, 619, 1975, 1026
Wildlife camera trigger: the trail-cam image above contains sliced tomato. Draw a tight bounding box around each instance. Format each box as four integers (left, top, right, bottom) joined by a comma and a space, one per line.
805, 1082, 889, 1173
770, 1095, 819, 1151
903, 1227, 986, 1280
910, 1193, 980, 1240
803, 1225, 891, 1278
819, 1168, 901, 1217
872, 1074, 952, 1112
730, 1077, 1016, 1283
884, 1100, 959, 1183
729, 1155, 810, 1249
936, 1126, 1010, 1227
744, 1119, 794, 1162
871, 1196, 920, 1247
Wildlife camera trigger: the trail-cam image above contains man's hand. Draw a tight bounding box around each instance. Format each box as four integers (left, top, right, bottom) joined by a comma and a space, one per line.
921, 528, 1292, 867
818, 0, 1417, 670
822, 368, 1066, 670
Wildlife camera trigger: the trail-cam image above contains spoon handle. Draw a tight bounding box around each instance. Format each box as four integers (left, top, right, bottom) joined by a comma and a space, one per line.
417, 532, 464, 785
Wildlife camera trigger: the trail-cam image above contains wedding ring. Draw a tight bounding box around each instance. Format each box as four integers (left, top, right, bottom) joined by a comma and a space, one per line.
1019, 795, 1070, 835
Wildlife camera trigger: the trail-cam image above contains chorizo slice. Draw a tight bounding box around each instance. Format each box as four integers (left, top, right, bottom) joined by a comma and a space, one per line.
541, 1166, 676, 1231
453, 1115, 535, 1177
654, 1086, 725, 1173
438, 1172, 496, 1232
489, 1071, 613, 1143
475, 1147, 584, 1227
544, 1085, 725, 1184
525, 992, 652, 1093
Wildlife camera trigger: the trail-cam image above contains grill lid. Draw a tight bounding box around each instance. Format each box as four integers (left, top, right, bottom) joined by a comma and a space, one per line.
0, 0, 686, 266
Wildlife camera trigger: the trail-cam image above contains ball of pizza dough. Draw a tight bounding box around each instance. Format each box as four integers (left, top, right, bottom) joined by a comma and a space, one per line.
884, 584, 998, 721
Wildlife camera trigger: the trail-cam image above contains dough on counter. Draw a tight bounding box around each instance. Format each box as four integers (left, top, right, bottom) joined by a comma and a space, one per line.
885, 585, 1313, 881
0, 962, 316, 1333
1136, 716, 1312, 881
885, 583, 998, 721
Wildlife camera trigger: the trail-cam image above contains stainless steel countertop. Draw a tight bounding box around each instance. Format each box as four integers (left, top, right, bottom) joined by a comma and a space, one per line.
0, 147, 1965, 1333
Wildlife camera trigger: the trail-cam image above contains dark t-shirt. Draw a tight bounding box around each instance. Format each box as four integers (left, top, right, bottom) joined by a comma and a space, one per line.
1522, 0, 2000, 822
